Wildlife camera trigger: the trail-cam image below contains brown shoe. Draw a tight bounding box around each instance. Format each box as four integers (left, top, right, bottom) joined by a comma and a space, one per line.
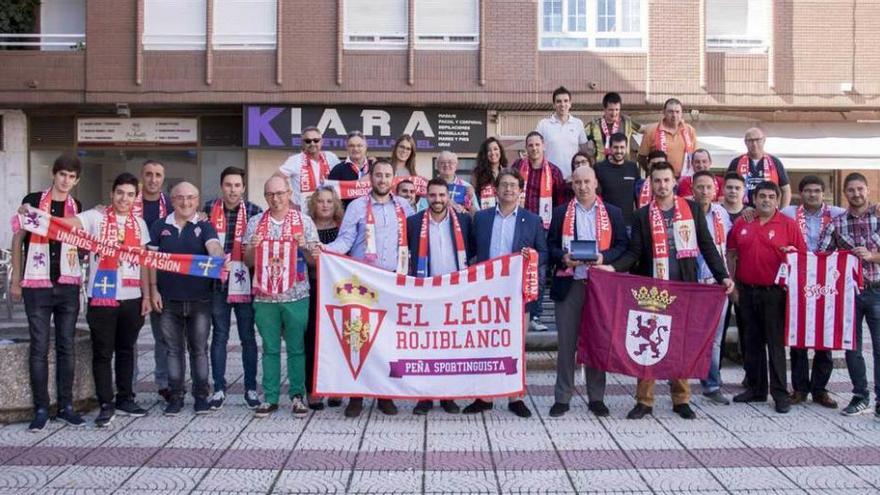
812, 392, 839, 409
789, 391, 808, 405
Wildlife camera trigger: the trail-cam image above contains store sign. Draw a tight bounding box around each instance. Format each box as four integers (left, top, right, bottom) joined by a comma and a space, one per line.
244, 105, 486, 152
77, 118, 198, 146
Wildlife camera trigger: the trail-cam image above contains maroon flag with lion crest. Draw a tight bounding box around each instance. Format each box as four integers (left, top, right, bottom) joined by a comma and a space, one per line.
578, 269, 727, 380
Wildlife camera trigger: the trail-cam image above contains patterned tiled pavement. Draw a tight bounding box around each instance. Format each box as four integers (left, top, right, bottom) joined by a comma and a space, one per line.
2, 326, 880, 494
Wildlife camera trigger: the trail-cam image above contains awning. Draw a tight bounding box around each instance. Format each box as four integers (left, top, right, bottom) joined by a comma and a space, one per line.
696, 121, 880, 171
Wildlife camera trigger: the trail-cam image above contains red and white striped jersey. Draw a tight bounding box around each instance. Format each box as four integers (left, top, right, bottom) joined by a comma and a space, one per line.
777, 251, 863, 350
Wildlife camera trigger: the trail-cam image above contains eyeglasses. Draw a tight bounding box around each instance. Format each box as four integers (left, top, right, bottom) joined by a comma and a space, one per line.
745, 138, 765, 144
264, 191, 289, 199
303, 138, 321, 144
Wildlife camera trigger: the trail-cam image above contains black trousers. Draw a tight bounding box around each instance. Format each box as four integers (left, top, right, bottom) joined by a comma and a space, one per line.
790, 348, 834, 395
738, 285, 787, 402
86, 299, 145, 406
305, 283, 318, 395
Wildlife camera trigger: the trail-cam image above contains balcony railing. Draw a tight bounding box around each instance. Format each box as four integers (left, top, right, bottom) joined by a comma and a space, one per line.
0, 33, 85, 50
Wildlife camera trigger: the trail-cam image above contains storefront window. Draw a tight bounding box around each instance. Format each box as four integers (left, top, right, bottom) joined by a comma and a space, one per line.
199, 149, 247, 201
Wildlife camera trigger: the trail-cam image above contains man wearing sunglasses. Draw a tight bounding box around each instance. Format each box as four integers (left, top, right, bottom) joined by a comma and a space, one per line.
279, 126, 340, 210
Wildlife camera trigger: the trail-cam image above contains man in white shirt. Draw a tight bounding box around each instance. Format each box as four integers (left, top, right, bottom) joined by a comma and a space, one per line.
535, 86, 590, 179
279, 126, 340, 210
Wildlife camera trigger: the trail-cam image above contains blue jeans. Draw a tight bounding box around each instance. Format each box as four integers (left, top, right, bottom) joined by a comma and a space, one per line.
846, 287, 880, 401
702, 299, 729, 392
210, 291, 258, 393
132, 311, 168, 391
160, 299, 212, 400
22, 285, 80, 410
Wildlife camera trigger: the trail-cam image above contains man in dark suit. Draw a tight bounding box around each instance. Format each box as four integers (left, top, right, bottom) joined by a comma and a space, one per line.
547, 166, 629, 418
598, 162, 733, 420
463, 169, 548, 418
406, 178, 472, 415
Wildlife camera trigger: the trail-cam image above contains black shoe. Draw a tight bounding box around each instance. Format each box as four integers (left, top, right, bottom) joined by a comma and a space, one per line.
95, 404, 116, 428
194, 397, 212, 415
440, 400, 460, 414
548, 402, 569, 417
28, 408, 50, 432
157, 388, 172, 403
377, 399, 398, 416
164, 398, 184, 417
327, 398, 343, 407
673, 403, 696, 419
775, 399, 791, 414
55, 405, 85, 427
733, 391, 767, 403
588, 401, 610, 417
462, 399, 493, 414
413, 400, 433, 415
507, 400, 532, 418
116, 399, 148, 417
626, 403, 653, 419
308, 397, 325, 411
254, 403, 279, 418
344, 398, 364, 418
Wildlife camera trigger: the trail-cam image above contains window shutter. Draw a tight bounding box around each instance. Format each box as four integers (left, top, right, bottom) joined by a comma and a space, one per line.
415, 0, 479, 39
213, 0, 276, 49
31, 116, 75, 147
345, 0, 407, 44
144, 0, 207, 50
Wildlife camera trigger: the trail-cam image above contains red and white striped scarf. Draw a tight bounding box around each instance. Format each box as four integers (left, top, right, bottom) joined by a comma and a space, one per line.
253, 208, 304, 296
600, 117, 620, 157
558, 197, 613, 277
90, 208, 142, 307
650, 196, 698, 280
210, 200, 251, 302
132, 192, 168, 220
479, 184, 497, 210
415, 210, 467, 278
21, 189, 81, 288
654, 123, 694, 177
364, 196, 409, 274
518, 159, 553, 229
300, 152, 330, 196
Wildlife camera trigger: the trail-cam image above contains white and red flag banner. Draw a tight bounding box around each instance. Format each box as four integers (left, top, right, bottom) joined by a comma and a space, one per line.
777, 251, 862, 351
315, 251, 530, 399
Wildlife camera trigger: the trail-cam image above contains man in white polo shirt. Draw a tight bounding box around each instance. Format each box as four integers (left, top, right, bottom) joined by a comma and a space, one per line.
535, 86, 590, 179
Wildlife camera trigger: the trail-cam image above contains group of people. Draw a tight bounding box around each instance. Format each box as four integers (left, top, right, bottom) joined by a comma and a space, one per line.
12, 87, 880, 432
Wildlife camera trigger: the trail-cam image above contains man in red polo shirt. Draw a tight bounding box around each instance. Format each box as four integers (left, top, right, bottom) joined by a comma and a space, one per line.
727, 181, 807, 414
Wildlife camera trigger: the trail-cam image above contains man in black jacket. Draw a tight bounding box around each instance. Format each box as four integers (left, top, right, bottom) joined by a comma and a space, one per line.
405, 178, 472, 415
599, 162, 733, 420
547, 166, 628, 418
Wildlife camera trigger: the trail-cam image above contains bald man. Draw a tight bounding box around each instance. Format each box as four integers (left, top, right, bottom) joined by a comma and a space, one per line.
148, 181, 226, 417
547, 166, 629, 417
727, 128, 791, 208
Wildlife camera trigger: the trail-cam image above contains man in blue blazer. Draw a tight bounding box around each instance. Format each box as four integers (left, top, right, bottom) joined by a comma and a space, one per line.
405, 178, 472, 416
546, 166, 629, 418
462, 169, 548, 418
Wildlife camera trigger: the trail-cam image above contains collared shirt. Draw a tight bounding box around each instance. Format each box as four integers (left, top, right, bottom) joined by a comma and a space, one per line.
818, 206, 880, 283
428, 212, 458, 276
638, 122, 697, 177
148, 212, 221, 301
727, 211, 806, 286
243, 211, 319, 303
780, 204, 846, 252
697, 203, 732, 282
573, 201, 597, 280
202, 200, 264, 254
490, 206, 519, 259
325, 195, 414, 272
278, 151, 341, 208
535, 113, 588, 179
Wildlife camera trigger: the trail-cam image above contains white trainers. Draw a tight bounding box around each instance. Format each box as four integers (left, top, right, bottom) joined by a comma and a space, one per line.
209, 391, 226, 410
291, 395, 309, 418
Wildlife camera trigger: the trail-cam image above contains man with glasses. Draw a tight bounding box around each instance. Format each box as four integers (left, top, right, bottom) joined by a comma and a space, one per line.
727, 128, 791, 208
148, 182, 226, 416
329, 131, 371, 181
279, 126, 340, 210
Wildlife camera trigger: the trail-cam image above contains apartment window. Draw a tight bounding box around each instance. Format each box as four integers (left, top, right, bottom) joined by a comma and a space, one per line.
415, 0, 479, 49
540, 0, 646, 50
344, 0, 408, 49
144, 0, 207, 50
213, 0, 277, 50
706, 0, 771, 53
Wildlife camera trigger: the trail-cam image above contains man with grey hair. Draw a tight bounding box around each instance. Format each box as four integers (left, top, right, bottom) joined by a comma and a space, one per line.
436, 151, 478, 215
279, 126, 340, 209
727, 127, 792, 208
148, 181, 227, 416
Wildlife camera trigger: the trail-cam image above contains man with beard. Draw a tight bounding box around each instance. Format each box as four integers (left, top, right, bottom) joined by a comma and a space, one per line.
595, 132, 640, 229
405, 178, 472, 415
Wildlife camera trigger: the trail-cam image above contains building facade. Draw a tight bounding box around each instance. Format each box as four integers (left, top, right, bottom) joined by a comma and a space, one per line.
2, 0, 879, 245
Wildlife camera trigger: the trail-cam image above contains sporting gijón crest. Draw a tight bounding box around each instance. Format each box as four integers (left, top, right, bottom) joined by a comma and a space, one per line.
325, 276, 386, 380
